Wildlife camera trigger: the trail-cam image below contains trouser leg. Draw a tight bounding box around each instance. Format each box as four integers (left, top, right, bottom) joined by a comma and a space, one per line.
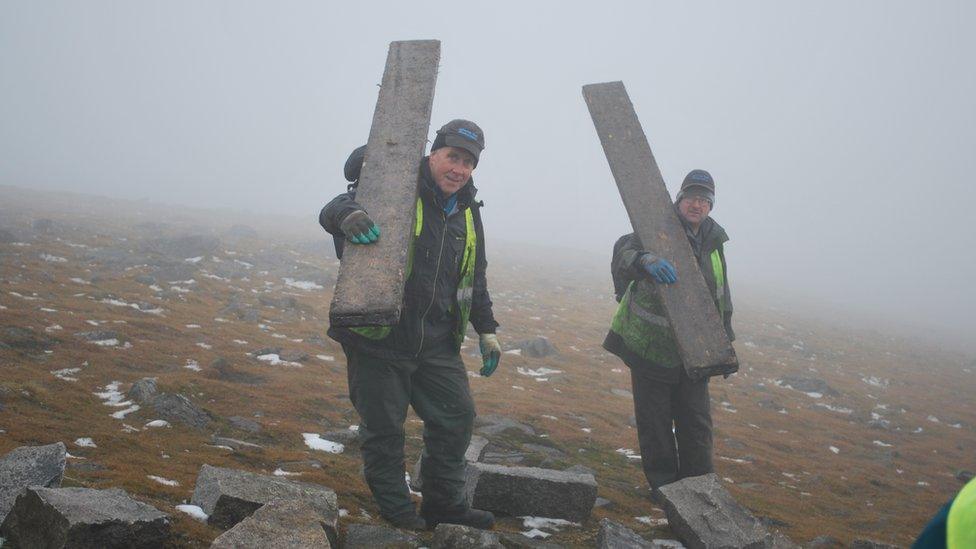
673, 374, 713, 480
344, 345, 415, 519
630, 367, 679, 489
411, 347, 476, 512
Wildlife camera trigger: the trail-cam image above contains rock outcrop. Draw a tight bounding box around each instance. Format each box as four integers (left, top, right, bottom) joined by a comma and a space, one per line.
0, 442, 66, 523
210, 498, 331, 548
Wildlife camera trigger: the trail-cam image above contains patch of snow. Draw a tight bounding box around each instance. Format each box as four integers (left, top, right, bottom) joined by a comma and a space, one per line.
74, 437, 97, 448
184, 360, 201, 372
273, 468, 302, 477
185, 324, 201, 329
717, 456, 752, 464
616, 448, 641, 460
52, 367, 81, 382
522, 529, 551, 539
283, 278, 323, 290
100, 298, 163, 315
512, 385, 525, 390
45, 324, 63, 333
176, 504, 208, 521
316, 354, 335, 361
145, 420, 170, 428
873, 440, 893, 447
339, 509, 349, 517
829, 446, 840, 454
302, 433, 344, 453
195, 342, 212, 350
927, 415, 941, 423
635, 516, 669, 526
233, 339, 248, 345
40, 307, 58, 312
149, 284, 163, 292
184, 256, 204, 263
257, 353, 302, 367
504, 349, 523, 356
112, 405, 140, 419
516, 367, 563, 377
815, 403, 853, 414
40, 253, 67, 263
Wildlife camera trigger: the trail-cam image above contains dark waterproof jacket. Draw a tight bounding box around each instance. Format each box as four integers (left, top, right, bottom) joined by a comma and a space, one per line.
319, 158, 498, 359
604, 214, 734, 383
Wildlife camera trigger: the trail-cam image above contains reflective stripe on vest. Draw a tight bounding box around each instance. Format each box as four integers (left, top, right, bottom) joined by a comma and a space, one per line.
350, 198, 476, 346
711, 249, 725, 316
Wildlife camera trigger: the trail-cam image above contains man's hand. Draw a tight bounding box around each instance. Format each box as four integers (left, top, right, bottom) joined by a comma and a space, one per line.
640, 253, 677, 284
479, 333, 501, 377
340, 210, 380, 244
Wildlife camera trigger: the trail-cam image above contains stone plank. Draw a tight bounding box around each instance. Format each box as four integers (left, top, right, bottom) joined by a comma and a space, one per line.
582, 81, 737, 379
658, 473, 773, 549
0, 486, 169, 548
463, 463, 596, 522
0, 442, 65, 523
412, 435, 489, 492
345, 523, 423, 548
210, 498, 332, 549
190, 464, 337, 542
330, 40, 441, 327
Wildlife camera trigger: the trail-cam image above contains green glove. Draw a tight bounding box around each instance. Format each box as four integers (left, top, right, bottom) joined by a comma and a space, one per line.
479, 333, 501, 377
340, 210, 380, 244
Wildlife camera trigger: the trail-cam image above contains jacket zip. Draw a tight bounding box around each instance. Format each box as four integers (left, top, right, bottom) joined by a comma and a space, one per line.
415, 209, 449, 357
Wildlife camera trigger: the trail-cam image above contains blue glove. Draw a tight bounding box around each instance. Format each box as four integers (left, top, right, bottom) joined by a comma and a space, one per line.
641, 254, 677, 284
479, 334, 501, 377
340, 210, 380, 244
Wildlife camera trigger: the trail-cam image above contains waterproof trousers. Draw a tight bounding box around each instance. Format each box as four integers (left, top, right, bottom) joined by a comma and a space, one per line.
630, 366, 713, 489
343, 342, 475, 521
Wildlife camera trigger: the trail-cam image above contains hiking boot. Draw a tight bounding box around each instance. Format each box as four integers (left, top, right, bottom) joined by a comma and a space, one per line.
384, 512, 427, 531
422, 506, 495, 530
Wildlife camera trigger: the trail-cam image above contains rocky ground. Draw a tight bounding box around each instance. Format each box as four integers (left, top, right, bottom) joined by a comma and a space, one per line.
0, 185, 973, 547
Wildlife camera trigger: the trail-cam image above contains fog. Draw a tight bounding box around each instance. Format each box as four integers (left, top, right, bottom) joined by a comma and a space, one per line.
2, 2, 973, 352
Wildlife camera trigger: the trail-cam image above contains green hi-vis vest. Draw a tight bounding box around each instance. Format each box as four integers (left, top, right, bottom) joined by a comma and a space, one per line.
610, 249, 726, 369
350, 198, 477, 349
948, 477, 976, 549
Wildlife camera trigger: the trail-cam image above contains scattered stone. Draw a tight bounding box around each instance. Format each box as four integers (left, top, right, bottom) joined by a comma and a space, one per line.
228, 416, 262, 433
805, 535, 844, 548
344, 523, 423, 548
211, 435, 264, 452
498, 532, 568, 548
75, 330, 123, 343
209, 357, 267, 385
475, 414, 536, 436
150, 393, 213, 429
596, 518, 656, 548
658, 473, 783, 549
850, 540, 901, 549
279, 349, 310, 363
508, 336, 559, 358
431, 523, 503, 549
210, 498, 333, 548
190, 464, 338, 538
128, 377, 158, 403
464, 463, 597, 522
134, 274, 157, 285
258, 295, 301, 310
757, 399, 786, 412
776, 376, 838, 397
0, 442, 66, 523
1, 326, 58, 351
593, 497, 613, 509
611, 388, 633, 398
0, 486, 169, 548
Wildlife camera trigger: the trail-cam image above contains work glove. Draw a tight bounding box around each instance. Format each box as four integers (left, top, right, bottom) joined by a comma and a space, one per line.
640, 253, 677, 284
340, 210, 380, 244
479, 333, 501, 377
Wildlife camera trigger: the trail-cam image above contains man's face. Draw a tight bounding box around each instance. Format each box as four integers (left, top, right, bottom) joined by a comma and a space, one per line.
428, 146, 476, 195
677, 194, 712, 228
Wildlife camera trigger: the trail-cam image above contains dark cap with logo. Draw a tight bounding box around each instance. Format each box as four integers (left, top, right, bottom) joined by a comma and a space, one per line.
431, 119, 485, 166
676, 169, 715, 207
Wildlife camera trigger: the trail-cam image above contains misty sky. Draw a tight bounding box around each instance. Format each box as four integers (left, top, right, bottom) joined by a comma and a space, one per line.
2, 2, 974, 349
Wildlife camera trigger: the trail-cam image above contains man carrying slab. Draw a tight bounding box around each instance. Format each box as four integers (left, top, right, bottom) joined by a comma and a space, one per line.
319, 120, 501, 530
603, 169, 734, 492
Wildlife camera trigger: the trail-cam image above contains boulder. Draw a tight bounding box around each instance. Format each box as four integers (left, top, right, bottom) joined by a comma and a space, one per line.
209, 358, 267, 385
1, 326, 58, 351
596, 518, 656, 548
412, 435, 488, 492
0, 486, 169, 548
344, 523, 423, 548
463, 463, 596, 522
210, 498, 332, 548
431, 523, 503, 548
150, 393, 213, 429
775, 376, 838, 397
0, 442, 66, 523
508, 337, 558, 358
228, 416, 262, 433
128, 377, 158, 403
279, 349, 310, 363
190, 464, 338, 539
658, 473, 782, 549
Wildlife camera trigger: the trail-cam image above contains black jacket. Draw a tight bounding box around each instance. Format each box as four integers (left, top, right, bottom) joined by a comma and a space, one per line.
319, 158, 498, 358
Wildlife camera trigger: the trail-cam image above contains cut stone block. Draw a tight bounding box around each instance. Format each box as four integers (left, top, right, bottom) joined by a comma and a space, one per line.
344, 523, 423, 548
658, 473, 777, 549
431, 523, 503, 548
463, 463, 596, 522
330, 40, 441, 327
412, 435, 489, 491
190, 464, 337, 542
210, 498, 332, 548
582, 81, 737, 379
0, 441, 66, 523
0, 486, 169, 548
596, 518, 657, 548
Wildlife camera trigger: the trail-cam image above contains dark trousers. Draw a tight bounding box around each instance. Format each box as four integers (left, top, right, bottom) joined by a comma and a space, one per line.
630, 366, 714, 489
343, 342, 475, 520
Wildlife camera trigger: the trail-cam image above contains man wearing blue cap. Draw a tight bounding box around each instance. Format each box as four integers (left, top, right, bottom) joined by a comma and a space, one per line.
603, 169, 734, 494
319, 120, 501, 530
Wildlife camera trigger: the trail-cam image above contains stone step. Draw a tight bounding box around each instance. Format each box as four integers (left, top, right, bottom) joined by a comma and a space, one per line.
463, 463, 596, 522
